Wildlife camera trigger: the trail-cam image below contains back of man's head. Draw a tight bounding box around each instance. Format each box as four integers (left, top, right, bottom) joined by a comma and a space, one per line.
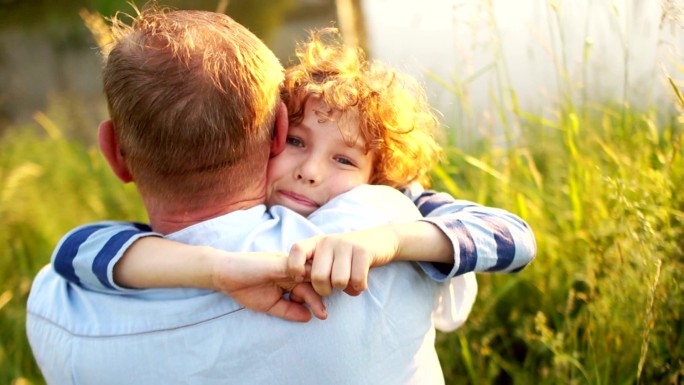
102, 5, 284, 202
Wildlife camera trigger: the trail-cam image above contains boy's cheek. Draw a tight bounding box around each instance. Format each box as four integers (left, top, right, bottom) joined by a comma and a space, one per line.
265, 156, 287, 183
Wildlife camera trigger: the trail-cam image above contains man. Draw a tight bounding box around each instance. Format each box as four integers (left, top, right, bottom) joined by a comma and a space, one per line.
26, 6, 534, 384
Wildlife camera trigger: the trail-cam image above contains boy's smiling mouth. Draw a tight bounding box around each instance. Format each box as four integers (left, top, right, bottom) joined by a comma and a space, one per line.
276, 190, 321, 209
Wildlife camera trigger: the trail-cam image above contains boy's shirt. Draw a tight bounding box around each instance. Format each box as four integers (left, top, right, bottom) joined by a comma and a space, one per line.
402, 183, 535, 278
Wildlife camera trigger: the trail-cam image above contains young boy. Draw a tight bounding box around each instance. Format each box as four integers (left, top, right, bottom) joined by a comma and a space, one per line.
52, 29, 535, 328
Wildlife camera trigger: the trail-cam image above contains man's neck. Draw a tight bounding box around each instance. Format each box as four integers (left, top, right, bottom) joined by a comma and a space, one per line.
143, 187, 267, 235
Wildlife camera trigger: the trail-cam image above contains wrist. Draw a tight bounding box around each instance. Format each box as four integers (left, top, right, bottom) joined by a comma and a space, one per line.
393, 221, 454, 264
196, 246, 224, 290
387, 223, 403, 263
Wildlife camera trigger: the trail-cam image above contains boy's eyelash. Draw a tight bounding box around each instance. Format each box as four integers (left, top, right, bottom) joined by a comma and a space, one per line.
286, 136, 303, 146
334, 156, 356, 167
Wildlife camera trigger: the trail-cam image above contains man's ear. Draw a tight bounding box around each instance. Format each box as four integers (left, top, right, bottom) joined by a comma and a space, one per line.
270, 102, 288, 158
98, 120, 133, 183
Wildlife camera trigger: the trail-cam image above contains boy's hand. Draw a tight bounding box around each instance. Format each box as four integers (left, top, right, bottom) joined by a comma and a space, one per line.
287, 225, 401, 296
211, 251, 327, 322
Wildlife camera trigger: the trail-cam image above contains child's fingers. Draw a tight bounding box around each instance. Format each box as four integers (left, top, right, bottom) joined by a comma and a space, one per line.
343, 285, 363, 296
288, 239, 314, 282
310, 241, 335, 296
330, 243, 353, 291
349, 248, 370, 293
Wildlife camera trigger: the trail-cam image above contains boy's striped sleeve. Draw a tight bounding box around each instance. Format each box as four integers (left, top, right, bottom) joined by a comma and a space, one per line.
51, 221, 161, 293
404, 184, 537, 282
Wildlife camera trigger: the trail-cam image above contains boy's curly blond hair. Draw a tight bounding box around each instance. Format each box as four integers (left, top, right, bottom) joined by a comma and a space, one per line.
281, 28, 442, 189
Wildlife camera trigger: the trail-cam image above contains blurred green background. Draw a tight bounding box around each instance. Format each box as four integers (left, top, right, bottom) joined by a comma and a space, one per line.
1, 0, 682, 384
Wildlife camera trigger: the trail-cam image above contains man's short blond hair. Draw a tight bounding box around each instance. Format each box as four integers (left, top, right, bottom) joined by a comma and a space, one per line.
102, 6, 284, 200
281, 28, 442, 189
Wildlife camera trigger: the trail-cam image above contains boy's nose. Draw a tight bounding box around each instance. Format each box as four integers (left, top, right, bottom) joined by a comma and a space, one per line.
296, 173, 317, 184
295, 159, 321, 185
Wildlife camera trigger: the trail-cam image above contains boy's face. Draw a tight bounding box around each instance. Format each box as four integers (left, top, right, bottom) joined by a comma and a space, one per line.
266, 97, 374, 217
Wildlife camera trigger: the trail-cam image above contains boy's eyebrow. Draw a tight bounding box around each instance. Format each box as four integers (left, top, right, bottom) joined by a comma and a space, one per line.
298, 111, 369, 155
337, 130, 368, 155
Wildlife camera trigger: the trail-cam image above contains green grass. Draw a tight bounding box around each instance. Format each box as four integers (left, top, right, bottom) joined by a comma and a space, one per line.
431, 99, 683, 384
0, 118, 147, 385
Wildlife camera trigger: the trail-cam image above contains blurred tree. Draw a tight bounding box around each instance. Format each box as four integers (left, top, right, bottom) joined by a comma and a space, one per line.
335, 0, 368, 53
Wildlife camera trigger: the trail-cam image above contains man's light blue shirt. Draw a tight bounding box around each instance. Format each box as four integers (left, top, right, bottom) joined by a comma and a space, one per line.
27, 185, 447, 385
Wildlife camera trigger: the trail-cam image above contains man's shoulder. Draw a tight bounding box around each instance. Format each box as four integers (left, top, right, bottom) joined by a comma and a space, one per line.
166, 203, 325, 251
328, 184, 414, 208
27, 265, 242, 336
308, 184, 421, 230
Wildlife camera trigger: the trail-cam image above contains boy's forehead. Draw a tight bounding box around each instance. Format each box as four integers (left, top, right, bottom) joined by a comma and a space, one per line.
299, 97, 373, 157
307, 98, 361, 136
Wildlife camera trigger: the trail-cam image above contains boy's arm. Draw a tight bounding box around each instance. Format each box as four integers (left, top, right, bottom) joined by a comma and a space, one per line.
289, 184, 457, 295
51, 222, 326, 321
288, 183, 537, 293
113, 238, 327, 321
287, 183, 533, 332
111, 237, 217, 290
286, 220, 453, 296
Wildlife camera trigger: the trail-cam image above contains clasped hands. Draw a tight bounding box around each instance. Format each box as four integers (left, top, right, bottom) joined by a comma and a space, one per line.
212, 225, 401, 323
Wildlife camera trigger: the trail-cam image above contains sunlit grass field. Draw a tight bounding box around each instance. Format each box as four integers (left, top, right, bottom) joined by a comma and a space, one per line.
2, 6, 683, 385
431, 95, 684, 384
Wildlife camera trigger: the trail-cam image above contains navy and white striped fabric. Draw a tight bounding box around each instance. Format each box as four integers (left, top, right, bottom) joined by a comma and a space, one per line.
52, 221, 158, 292
406, 184, 536, 282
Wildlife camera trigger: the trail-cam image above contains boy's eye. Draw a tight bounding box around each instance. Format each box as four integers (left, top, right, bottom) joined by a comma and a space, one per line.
286, 136, 304, 147
334, 156, 356, 167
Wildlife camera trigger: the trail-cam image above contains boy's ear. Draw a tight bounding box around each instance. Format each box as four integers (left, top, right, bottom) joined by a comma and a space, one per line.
98, 120, 133, 183
270, 102, 288, 158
